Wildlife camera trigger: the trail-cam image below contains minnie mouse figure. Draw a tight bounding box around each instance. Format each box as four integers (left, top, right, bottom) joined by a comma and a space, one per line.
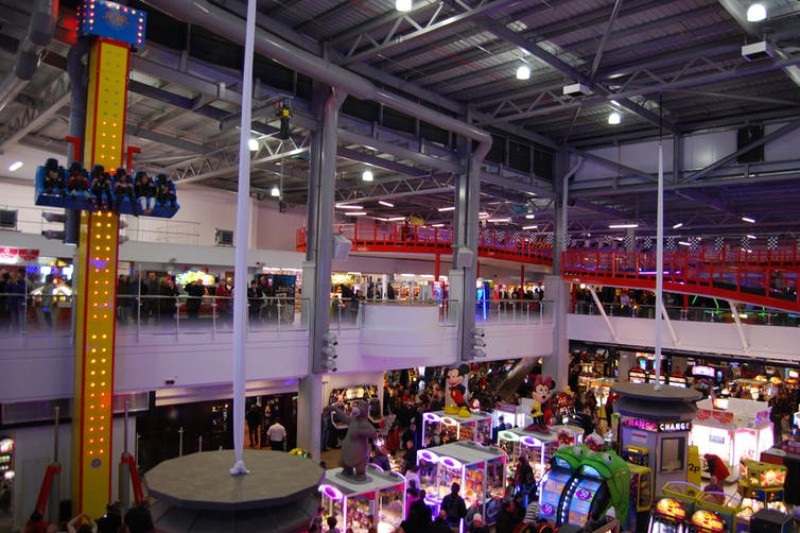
444, 364, 471, 418
525, 375, 555, 434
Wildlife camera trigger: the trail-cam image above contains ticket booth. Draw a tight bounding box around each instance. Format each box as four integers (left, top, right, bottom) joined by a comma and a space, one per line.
612, 383, 702, 495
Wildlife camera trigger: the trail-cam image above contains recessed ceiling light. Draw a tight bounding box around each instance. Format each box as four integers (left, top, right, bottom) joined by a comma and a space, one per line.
522, 225, 538, 230
396, 0, 412, 12
248, 138, 259, 151
678, 241, 691, 247
608, 112, 621, 125
362, 169, 374, 182
270, 185, 280, 197
672, 222, 683, 229
525, 213, 535, 220
387, 216, 406, 222
335, 204, 363, 210
741, 216, 756, 223
8, 161, 23, 172
378, 200, 394, 207
432, 223, 445, 228
516, 65, 531, 80
438, 206, 455, 212
488, 218, 511, 223
345, 211, 367, 216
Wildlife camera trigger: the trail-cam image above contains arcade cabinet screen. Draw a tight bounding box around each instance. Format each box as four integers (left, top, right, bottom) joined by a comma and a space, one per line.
539, 470, 572, 522
567, 478, 602, 526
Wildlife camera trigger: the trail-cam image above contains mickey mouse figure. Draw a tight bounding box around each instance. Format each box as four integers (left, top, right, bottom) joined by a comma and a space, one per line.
444, 364, 472, 418
525, 375, 555, 434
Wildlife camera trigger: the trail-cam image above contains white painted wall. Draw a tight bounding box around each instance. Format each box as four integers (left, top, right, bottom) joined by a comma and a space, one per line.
567, 313, 800, 365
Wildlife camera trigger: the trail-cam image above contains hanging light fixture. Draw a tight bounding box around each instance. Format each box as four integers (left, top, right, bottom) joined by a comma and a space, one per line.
516, 64, 531, 80
248, 138, 259, 151
362, 169, 374, 182
608, 111, 621, 125
270, 185, 280, 197
746, 2, 767, 22
396, 0, 412, 12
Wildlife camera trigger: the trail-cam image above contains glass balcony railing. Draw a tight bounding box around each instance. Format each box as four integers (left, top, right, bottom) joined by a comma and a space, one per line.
572, 302, 800, 327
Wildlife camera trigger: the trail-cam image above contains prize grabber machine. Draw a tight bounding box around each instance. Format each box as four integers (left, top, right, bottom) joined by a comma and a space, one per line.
32, 1, 171, 519
734, 459, 787, 531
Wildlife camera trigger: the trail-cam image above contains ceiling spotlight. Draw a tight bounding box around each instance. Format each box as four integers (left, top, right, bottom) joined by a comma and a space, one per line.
335, 204, 364, 210
608, 111, 621, 125
516, 64, 531, 80
396, 0, 412, 12
8, 161, 23, 172
270, 185, 280, 197
746, 234, 757, 240
248, 138, 259, 151
362, 169, 374, 182
672, 222, 683, 229
438, 206, 455, 212
525, 213, 535, 220
741, 216, 756, 224
378, 200, 394, 207
345, 211, 367, 216
746, 2, 766, 22
522, 225, 538, 230
387, 216, 406, 222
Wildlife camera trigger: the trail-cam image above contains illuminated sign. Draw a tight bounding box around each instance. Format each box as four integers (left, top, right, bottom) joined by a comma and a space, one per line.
690, 510, 726, 533
656, 498, 686, 520
692, 365, 716, 378
319, 483, 344, 500
78, 0, 147, 47
622, 418, 691, 433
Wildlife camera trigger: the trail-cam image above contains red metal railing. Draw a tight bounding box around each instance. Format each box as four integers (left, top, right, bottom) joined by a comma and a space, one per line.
296, 223, 553, 265
562, 248, 800, 313
297, 223, 800, 311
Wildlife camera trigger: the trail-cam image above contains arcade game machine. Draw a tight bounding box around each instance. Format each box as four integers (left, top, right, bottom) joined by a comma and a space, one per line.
319, 464, 407, 533
735, 459, 787, 530
630, 367, 648, 384
695, 490, 743, 533
650, 496, 690, 533
691, 397, 773, 482
669, 372, 689, 388
421, 411, 493, 448
417, 442, 507, 525
688, 507, 733, 533
627, 462, 654, 533
623, 446, 651, 467
539, 445, 631, 528
500, 427, 582, 482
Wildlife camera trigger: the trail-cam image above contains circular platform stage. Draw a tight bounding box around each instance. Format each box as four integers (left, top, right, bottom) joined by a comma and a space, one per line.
144, 449, 323, 532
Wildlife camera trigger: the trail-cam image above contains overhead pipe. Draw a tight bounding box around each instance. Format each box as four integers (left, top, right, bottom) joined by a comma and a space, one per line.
0, 0, 56, 113
141, 0, 492, 160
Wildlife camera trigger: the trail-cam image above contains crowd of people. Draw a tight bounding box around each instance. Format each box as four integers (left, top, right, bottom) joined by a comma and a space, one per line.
23, 501, 154, 533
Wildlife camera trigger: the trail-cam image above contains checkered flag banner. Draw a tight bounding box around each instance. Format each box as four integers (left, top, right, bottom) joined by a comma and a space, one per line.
642, 236, 653, 250
714, 237, 725, 252
623, 234, 634, 248
741, 235, 751, 250
561, 233, 572, 247
666, 237, 676, 251
767, 236, 778, 250
545, 233, 554, 245
689, 237, 701, 251
602, 235, 613, 247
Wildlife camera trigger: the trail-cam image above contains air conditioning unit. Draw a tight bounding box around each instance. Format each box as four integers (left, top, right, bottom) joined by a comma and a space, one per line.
215, 229, 234, 246
562, 83, 593, 97
741, 41, 774, 61
0, 209, 18, 230
332, 233, 352, 261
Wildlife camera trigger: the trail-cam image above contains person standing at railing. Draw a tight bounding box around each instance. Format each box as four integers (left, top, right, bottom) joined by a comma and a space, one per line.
7, 270, 25, 332
214, 277, 233, 327
185, 279, 207, 322
40, 274, 55, 328
247, 280, 262, 324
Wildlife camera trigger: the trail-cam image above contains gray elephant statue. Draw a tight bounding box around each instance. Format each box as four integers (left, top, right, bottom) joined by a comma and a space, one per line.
338, 402, 377, 482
